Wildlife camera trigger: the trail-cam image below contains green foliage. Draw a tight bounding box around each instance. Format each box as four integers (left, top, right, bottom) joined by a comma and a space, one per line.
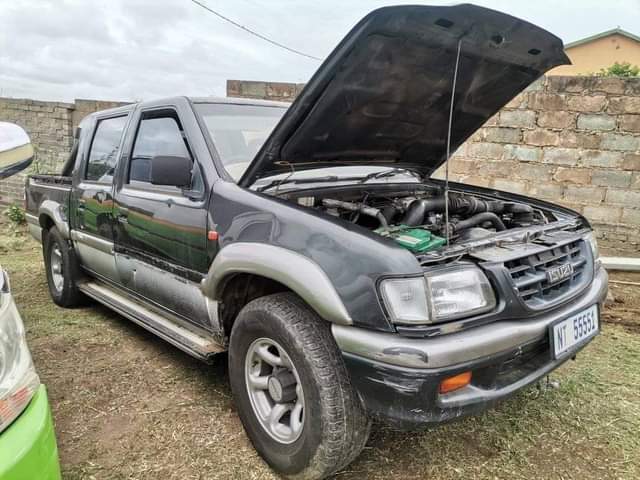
4, 204, 26, 226
598, 61, 640, 77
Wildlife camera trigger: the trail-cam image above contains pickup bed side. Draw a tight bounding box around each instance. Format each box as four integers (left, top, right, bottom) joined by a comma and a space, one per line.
25, 175, 72, 241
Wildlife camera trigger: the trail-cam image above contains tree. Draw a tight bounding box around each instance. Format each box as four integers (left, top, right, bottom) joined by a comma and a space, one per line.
598, 61, 640, 77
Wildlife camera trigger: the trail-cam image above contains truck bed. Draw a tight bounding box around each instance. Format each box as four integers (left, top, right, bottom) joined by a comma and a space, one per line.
29, 174, 73, 186
25, 174, 72, 221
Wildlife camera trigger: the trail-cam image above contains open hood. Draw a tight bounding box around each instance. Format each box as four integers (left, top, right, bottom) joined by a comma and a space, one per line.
239, 4, 569, 186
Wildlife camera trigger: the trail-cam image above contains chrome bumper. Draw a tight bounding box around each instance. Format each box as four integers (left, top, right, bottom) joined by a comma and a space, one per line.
333, 267, 608, 369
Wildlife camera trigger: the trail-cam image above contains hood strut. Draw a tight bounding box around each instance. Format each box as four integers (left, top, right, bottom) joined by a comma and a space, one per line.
444, 38, 463, 246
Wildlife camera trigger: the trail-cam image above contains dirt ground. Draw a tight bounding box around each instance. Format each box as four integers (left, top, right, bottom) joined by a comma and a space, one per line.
1, 225, 639, 480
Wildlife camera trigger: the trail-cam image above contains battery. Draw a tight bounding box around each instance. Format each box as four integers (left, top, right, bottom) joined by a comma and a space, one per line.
377, 226, 446, 253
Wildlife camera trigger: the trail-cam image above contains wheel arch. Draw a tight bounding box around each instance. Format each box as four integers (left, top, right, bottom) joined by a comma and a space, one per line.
38, 200, 69, 239
202, 243, 353, 330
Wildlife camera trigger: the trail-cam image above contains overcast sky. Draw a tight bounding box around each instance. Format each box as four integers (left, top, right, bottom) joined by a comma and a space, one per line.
1, 0, 638, 102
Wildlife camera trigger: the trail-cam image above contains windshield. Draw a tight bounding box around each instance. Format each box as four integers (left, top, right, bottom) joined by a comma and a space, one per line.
195, 103, 286, 181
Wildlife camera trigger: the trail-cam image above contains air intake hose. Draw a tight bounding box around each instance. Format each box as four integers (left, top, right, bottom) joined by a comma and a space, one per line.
401, 194, 533, 226
452, 212, 506, 232
322, 199, 389, 228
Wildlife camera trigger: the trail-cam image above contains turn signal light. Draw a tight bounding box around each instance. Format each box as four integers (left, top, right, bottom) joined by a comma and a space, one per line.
439, 371, 472, 394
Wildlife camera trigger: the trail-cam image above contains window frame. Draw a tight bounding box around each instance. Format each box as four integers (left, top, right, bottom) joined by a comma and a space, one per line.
83, 113, 130, 184
123, 107, 205, 198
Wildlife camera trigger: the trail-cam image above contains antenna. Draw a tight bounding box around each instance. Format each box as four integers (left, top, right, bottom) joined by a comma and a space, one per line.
444, 38, 463, 246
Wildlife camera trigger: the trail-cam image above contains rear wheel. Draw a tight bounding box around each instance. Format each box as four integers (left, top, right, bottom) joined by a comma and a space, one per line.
43, 226, 84, 307
229, 293, 370, 480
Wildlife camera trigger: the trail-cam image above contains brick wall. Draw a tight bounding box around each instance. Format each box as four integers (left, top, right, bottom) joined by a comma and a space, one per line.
227, 80, 305, 102
438, 76, 640, 255
228, 76, 640, 255
0, 98, 128, 208
2, 75, 638, 255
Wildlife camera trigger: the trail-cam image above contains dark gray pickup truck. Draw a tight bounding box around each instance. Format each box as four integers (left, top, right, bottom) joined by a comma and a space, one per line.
25, 5, 608, 479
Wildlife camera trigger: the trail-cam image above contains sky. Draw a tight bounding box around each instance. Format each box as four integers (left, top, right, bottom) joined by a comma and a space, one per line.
0, 0, 639, 102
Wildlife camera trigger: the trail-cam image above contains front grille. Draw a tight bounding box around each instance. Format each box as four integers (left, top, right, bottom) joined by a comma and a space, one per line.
505, 239, 589, 309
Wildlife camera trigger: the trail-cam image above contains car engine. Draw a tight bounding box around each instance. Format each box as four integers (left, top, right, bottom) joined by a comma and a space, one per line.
290, 188, 551, 254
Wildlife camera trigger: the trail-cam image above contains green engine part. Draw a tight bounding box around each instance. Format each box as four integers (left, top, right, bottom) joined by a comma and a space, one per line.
376, 225, 446, 253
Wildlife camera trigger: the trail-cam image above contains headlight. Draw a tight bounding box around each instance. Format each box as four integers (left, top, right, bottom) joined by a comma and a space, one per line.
380, 277, 430, 325
0, 270, 40, 434
584, 231, 601, 267
380, 267, 496, 325
426, 267, 496, 322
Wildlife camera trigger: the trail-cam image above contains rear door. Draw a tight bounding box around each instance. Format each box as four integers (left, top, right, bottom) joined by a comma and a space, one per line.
113, 104, 210, 328
71, 113, 129, 282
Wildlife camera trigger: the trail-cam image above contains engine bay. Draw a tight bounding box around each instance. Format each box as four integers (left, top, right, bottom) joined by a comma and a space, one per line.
285, 186, 556, 254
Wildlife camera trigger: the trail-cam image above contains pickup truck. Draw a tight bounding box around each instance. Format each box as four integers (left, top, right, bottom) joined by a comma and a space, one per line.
25, 5, 608, 479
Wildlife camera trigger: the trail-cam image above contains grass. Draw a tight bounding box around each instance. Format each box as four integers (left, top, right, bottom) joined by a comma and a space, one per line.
1, 223, 639, 479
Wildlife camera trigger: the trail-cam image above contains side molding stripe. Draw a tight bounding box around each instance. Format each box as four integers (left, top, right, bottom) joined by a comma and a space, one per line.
71, 230, 114, 254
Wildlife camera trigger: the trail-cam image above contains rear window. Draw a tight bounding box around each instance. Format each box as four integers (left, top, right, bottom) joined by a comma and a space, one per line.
86, 115, 128, 183
194, 103, 285, 181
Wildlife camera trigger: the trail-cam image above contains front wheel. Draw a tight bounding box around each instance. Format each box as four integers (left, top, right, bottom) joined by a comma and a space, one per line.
229, 293, 370, 480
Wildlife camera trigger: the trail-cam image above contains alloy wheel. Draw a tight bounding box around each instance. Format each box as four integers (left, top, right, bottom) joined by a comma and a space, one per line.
244, 337, 305, 444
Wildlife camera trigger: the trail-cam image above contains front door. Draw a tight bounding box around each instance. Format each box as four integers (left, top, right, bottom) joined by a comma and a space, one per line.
72, 113, 129, 282
113, 107, 210, 328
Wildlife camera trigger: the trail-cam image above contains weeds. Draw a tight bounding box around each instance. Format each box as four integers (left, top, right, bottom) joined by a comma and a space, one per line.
4, 204, 26, 226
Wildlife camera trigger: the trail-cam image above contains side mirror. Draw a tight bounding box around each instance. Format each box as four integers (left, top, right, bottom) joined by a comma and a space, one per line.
0, 122, 34, 179
150, 155, 192, 188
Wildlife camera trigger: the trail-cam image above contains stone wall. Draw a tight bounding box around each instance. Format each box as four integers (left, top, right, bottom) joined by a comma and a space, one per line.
228, 76, 640, 255
438, 76, 640, 255
0, 98, 128, 207
2, 75, 638, 255
227, 80, 305, 102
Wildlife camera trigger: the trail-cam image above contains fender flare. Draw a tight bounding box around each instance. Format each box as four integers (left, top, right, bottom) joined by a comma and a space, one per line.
38, 200, 70, 239
201, 243, 353, 325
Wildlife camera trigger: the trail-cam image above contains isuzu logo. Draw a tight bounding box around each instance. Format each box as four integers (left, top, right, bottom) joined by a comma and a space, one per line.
546, 263, 574, 284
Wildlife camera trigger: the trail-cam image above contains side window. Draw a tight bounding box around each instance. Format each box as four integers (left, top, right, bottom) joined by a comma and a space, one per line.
128, 113, 203, 192
85, 115, 128, 183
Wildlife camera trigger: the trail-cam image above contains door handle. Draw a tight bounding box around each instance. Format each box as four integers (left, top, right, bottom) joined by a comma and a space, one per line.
117, 207, 129, 224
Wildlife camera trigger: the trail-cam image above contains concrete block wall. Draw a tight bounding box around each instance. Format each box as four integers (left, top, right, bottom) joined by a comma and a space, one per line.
0, 98, 128, 208
227, 80, 305, 102
1, 75, 638, 255
228, 76, 640, 255
435, 76, 640, 255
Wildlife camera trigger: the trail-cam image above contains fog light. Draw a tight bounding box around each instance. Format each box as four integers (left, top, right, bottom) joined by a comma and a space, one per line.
439, 371, 472, 394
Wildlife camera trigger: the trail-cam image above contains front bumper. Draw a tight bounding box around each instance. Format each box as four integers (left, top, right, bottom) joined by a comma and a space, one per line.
0, 385, 61, 480
333, 267, 608, 429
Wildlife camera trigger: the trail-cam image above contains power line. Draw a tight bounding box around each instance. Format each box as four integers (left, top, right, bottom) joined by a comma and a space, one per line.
189, 0, 323, 61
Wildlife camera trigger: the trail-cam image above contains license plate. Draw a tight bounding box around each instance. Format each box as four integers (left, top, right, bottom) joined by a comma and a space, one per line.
550, 304, 599, 359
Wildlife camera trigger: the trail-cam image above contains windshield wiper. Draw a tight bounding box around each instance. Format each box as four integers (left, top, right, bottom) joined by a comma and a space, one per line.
256, 168, 421, 193
256, 175, 340, 192
357, 167, 421, 183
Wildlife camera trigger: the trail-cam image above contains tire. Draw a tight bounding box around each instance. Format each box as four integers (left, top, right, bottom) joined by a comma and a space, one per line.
43, 226, 84, 307
229, 293, 371, 480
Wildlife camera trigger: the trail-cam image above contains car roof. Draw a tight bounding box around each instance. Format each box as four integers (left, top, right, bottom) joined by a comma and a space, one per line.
86, 96, 290, 119
189, 96, 290, 108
